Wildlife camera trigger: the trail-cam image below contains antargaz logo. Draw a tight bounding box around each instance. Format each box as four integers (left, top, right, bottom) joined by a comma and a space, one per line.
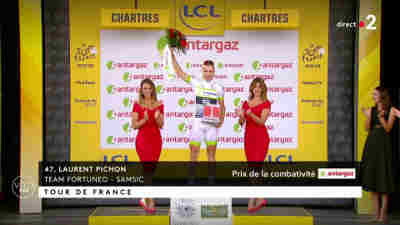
167, 73, 176, 81
164, 64, 176, 80
178, 98, 187, 107
107, 85, 138, 94
106, 60, 114, 70
107, 136, 115, 144
123, 72, 130, 82
233, 97, 243, 107
122, 122, 132, 134
107, 110, 115, 120
178, 98, 194, 107
317, 168, 356, 179
233, 72, 242, 82
233, 123, 242, 133
122, 72, 163, 82
106, 85, 115, 94
252, 60, 261, 71
123, 97, 133, 108
178, 122, 191, 133
106, 136, 135, 145
153, 62, 160, 69
156, 85, 164, 94
106, 110, 132, 120
185, 62, 203, 69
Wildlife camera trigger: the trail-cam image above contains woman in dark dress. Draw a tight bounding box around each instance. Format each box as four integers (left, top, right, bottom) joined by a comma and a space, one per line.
361, 86, 396, 223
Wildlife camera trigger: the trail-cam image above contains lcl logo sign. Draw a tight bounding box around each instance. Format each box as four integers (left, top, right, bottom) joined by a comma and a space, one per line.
183, 5, 221, 18
177, 1, 224, 34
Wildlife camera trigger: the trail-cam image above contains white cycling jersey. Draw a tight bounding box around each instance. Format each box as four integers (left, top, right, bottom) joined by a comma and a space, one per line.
185, 75, 224, 121
184, 75, 224, 147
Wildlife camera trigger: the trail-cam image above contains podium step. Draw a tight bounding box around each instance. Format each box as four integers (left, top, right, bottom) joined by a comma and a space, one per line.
88, 207, 169, 225
89, 206, 313, 225
233, 207, 313, 225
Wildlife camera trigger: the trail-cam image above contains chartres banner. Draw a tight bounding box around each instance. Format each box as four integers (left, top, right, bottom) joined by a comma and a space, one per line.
231, 9, 299, 28
101, 9, 169, 28
70, 0, 328, 162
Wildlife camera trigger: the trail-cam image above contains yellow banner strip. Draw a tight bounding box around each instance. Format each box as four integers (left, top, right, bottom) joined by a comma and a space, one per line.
19, 0, 43, 213
231, 9, 299, 28
101, 9, 169, 28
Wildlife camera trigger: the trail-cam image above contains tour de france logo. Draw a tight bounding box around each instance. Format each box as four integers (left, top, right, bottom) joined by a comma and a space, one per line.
175, 199, 196, 218
74, 43, 96, 65
302, 43, 325, 68
11, 176, 36, 199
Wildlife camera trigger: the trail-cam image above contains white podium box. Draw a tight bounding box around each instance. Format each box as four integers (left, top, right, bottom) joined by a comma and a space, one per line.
170, 198, 232, 225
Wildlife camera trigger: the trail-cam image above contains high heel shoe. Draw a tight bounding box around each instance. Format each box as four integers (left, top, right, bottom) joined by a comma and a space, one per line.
139, 198, 148, 211
378, 216, 388, 224
251, 199, 267, 213
147, 199, 156, 214
148, 207, 156, 214
247, 199, 256, 213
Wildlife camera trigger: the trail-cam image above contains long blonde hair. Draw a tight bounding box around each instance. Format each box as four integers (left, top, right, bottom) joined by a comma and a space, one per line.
138, 78, 157, 105
249, 77, 268, 101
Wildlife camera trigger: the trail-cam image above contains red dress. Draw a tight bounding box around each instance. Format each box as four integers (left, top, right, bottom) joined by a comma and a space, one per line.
242, 100, 271, 162
132, 102, 163, 162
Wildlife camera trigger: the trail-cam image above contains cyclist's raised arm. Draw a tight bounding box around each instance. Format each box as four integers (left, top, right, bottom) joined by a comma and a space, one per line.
170, 49, 190, 82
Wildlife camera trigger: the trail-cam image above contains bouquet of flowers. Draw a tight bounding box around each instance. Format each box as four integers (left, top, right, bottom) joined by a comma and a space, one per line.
157, 29, 187, 81
157, 28, 188, 55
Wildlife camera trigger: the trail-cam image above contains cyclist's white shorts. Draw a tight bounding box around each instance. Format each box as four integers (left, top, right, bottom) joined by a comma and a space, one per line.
189, 119, 218, 147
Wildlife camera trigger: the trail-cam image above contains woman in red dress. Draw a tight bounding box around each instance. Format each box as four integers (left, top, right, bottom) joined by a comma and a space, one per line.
236, 77, 271, 213
131, 78, 164, 213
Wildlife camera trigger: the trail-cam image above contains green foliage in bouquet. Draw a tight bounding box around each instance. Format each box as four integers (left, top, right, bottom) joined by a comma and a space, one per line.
157, 28, 188, 55
157, 36, 169, 56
